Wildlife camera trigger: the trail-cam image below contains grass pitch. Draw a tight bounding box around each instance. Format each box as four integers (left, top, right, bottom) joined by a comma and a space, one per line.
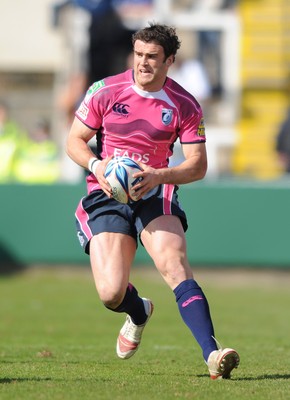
0, 266, 289, 400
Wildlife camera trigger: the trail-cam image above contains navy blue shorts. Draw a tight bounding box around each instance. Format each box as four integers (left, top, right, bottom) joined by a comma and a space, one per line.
75, 184, 188, 254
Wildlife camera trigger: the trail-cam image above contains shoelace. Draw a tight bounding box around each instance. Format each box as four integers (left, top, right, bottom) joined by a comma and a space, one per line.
212, 336, 223, 350
123, 316, 144, 341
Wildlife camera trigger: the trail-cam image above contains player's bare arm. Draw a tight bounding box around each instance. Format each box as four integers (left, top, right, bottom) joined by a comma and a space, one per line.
66, 117, 112, 195
66, 117, 97, 168
171, 142, 207, 183
132, 143, 207, 198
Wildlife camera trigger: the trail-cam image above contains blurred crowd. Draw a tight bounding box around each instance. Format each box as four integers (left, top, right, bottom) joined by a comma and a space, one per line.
1, 0, 289, 184
0, 100, 60, 184
1, 0, 154, 184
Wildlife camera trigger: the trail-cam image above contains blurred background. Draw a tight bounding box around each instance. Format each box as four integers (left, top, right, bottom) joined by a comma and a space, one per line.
1, 0, 290, 270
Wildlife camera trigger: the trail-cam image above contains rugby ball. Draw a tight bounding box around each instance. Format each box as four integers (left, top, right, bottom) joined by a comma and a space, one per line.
104, 157, 143, 204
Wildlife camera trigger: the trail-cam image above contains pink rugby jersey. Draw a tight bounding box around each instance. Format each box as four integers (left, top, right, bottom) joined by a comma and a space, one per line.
75, 69, 206, 194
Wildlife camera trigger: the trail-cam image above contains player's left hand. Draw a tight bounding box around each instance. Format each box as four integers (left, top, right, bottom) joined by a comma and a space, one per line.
131, 162, 161, 200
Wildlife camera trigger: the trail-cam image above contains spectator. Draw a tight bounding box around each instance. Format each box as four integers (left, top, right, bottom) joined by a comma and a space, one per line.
276, 108, 290, 174
54, 0, 134, 121
53, 0, 91, 124
0, 101, 27, 183
13, 118, 61, 184
113, 0, 153, 30
168, 56, 212, 166
53, 0, 136, 181
169, 57, 212, 104
193, 0, 238, 96
86, 0, 133, 86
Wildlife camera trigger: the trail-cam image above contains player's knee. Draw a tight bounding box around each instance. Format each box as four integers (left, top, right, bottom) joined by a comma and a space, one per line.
156, 256, 192, 289
98, 286, 124, 309
156, 249, 187, 272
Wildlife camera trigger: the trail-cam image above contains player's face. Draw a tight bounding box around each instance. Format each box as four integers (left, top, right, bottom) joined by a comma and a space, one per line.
133, 40, 174, 92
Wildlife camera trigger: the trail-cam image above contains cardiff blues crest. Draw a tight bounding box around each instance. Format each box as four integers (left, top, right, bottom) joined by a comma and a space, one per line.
162, 109, 173, 126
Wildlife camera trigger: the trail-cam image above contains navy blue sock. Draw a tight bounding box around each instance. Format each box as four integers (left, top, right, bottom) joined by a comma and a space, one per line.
108, 283, 147, 325
174, 279, 217, 361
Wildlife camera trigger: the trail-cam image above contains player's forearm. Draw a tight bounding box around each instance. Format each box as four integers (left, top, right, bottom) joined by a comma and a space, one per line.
66, 137, 96, 171
158, 157, 207, 185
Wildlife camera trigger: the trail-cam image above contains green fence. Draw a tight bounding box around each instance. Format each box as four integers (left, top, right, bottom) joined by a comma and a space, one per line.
1, 180, 290, 268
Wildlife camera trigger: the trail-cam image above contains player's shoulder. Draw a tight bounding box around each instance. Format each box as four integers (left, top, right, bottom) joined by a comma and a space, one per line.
103, 69, 134, 91
85, 70, 133, 103
165, 76, 200, 105
165, 77, 202, 117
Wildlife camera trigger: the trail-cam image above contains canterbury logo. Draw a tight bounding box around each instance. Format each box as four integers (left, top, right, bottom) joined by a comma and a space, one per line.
182, 295, 204, 308
113, 102, 130, 115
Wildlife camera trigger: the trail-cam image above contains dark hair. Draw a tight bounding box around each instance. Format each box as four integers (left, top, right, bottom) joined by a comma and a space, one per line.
132, 22, 181, 61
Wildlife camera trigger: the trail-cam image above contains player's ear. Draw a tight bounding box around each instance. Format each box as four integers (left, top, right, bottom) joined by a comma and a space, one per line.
165, 56, 174, 67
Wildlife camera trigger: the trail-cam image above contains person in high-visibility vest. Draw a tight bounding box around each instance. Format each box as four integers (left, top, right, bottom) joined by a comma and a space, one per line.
13, 118, 61, 184
0, 101, 27, 183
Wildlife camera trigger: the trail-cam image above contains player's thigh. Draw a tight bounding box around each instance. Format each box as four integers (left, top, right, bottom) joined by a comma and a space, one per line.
90, 232, 136, 304
141, 215, 186, 259
141, 215, 192, 288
